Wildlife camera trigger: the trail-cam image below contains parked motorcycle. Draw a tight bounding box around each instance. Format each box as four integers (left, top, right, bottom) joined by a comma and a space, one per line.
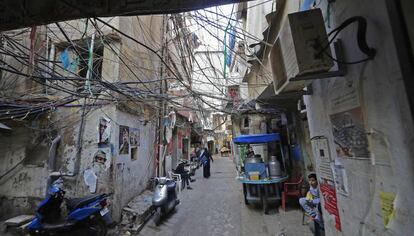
27, 178, 112, 236
152, 177, 180, 225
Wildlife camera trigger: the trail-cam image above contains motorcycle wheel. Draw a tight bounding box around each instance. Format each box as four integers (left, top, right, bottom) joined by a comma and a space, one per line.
153, 207, 162, 226
83, 216, 107, 236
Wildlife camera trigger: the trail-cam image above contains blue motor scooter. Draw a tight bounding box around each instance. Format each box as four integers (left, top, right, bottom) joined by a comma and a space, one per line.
27, 178, 112, 236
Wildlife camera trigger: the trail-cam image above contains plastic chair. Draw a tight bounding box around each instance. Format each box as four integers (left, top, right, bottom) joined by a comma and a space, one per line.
168, 171, 182, 194
281, 175, 303, 211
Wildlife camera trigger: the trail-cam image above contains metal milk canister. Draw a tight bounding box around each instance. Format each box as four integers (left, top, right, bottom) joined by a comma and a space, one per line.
268, 155, 281, 178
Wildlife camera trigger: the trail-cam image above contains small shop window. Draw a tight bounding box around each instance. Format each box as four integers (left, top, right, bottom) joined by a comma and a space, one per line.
131, 147, 138, 161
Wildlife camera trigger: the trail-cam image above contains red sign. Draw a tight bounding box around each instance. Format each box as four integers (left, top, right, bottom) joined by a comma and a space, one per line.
178, 131, 183, 149
320, 180, 342, 231
168, 140, 173, 153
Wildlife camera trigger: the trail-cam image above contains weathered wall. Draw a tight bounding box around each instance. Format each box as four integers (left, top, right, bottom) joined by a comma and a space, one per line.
46, 17, 120, 43
111, 109, 156, 221
0, 14, 162, 222
304, 0, 414, 235
54, 104, 156, 221
0, 26, 47, 97
118, 15, 163, 89
0, 122, 49, 220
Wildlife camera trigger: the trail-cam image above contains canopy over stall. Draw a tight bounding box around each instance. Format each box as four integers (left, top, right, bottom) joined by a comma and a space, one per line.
233, 133, 288, 214
233, 133, 281, 144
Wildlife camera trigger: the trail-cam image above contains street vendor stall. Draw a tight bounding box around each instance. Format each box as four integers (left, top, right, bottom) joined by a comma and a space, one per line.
234, 133, 288, 214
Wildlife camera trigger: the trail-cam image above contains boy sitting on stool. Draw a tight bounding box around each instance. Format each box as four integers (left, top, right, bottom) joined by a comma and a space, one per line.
299, 173, 322, 224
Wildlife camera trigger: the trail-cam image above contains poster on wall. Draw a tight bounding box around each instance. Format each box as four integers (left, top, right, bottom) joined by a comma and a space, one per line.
379, 192, 396, 228
98, 117, 111, 144
130, 128, 140, 147
320, 179, 342, 231
330, 107, 369, 159
119, 126, 130, 155
93, 148, 112, 171
84, 148, 112, 193
331, 159, 349, 196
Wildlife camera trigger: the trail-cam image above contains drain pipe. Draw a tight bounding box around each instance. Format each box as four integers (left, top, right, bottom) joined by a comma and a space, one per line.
46, 135, 61, 195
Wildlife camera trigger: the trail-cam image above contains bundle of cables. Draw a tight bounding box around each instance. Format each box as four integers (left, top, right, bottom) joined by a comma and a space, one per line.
317, 16, 377, 64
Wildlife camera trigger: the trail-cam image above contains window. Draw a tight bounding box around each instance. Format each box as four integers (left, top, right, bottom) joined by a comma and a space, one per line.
243, 117, 249, 128
77, 45, 103, 81
131, 147, 138, 161
57, 39, 104, 91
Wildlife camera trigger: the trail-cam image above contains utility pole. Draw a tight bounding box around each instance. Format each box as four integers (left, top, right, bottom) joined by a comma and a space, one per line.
157, 14, 169, 177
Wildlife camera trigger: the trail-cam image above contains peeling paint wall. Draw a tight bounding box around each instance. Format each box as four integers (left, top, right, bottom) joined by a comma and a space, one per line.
111, 109, 156, 220
0, 123, 50, 220
0, 15, 164, 222
304, 0, 414, 235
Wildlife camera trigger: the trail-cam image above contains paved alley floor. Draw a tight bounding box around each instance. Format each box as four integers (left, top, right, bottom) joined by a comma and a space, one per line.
139, 155, 312, 236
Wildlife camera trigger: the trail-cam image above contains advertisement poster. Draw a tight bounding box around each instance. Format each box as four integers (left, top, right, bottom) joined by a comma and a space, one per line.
119, 126, 130, 155
330, 107, 369, 159
320, 179, 342, 231
98, 117, 111, 144
130, 128, 140, 147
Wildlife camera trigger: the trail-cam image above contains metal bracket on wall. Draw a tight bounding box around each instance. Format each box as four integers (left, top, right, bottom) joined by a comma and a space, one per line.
291, 40, 347, 82
275, 85, 313, 98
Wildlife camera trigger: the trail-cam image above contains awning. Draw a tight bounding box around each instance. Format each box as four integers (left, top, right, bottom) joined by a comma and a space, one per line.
233, 133, 281, 144
257, 82, 312, 101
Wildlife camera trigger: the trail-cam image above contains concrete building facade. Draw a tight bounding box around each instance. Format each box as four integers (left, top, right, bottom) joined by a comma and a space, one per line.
0, 15, 165, 221
233, 0, 414, 235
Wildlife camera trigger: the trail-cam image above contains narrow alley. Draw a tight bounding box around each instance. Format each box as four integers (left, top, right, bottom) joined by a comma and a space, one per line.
1, 0, 414, 236
138, 155, 310, 236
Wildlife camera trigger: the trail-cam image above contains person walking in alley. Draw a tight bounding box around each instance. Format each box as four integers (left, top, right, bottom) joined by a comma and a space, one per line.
299, 173, 323, 226
175, 161, 195, 190
199, 148, 214, 178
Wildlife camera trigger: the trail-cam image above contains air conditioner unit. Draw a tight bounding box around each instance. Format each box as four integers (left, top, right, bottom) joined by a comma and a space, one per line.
270, 9, 333, 94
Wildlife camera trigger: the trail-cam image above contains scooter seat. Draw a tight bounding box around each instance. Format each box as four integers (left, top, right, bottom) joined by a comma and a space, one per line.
41, 220, 76, 230
66, 194, 105, 211
166, 180, 176, 189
